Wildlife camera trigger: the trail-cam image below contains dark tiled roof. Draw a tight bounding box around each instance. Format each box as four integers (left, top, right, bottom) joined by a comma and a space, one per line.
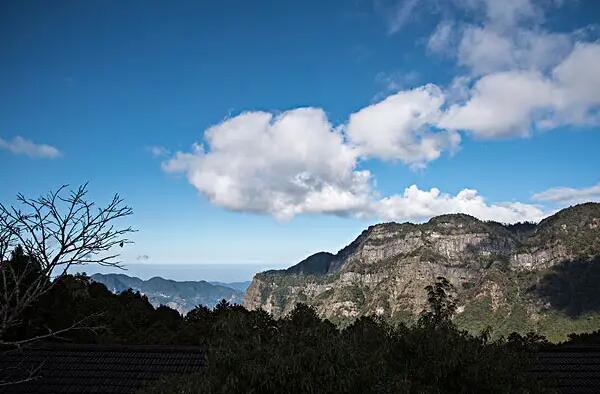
533, 346, 600, 394
3, 343, 599, 393
0, 344, 204, 394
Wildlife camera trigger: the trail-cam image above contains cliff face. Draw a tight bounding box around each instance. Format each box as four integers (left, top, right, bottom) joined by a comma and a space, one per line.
244, 203, 600, 341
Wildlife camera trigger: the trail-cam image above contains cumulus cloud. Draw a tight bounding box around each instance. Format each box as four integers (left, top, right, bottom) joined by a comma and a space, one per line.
439, 70, 555, 138
0, 136, 61, 159
410, 0, 599, 139
424, 0, 573, 76
163, 109, 546, 223
163, 108, 372, 221
373, 185, 546, 223
357, 41, 600, 141
456, 26, 572, 76
162, 0, 598, 223
347, 84, 460, 168
457, 27, 516, 75
532, 183, 600, 204
163, 40, 598, 220
439, 43, 600, 138
550, 43, 600, 126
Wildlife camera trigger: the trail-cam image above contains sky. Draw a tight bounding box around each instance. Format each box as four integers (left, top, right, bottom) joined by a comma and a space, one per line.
1, 0, 599, 278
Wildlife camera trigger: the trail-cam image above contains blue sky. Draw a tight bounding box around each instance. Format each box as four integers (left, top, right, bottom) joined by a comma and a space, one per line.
1, 0, 599, 274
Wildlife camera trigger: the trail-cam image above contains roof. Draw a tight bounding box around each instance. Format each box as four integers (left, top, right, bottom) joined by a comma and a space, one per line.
2, 343, 599, 393
0, 344, 205, 394
534, 346, 600, 393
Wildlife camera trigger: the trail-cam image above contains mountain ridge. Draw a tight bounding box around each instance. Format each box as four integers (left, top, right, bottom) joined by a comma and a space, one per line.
91, 273, 245, 314
244, 203, 600, 341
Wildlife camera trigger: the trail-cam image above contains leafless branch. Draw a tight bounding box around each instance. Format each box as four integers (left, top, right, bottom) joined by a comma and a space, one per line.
0, 183, 133, 349
0, 184, 132, 385
0, 312, 106, 348
0, 358, 44, 387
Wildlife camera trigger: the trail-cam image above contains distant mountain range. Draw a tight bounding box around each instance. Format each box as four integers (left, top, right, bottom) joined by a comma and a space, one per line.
245, 203, 600, 342
209, 281, 252, 292
91, 273, 250, 314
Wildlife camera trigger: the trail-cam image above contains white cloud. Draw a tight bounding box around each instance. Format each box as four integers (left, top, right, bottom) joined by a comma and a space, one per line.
147, 146, 170, 157
445, 75, 473, 104
162, 1, 598, 223
439, 70, 555, 138
457, 26, 516, 75
162, 108, 547, 223
532, 183, 600, 204
420, 0, 596, 140
163, 108, 372, 221
390, 43, 599, 141
513, 30, 573, 72
439, 43, 600, 138
427, 20, 456, 55
347, 84, 460, 167
425, 0, 572, 76
385, 0, 420, 34
0, 136, 61, 159
462, 0, 540, 29
456, 26, 573, 76
373, 185, 546, 223
550, 43, 600, 126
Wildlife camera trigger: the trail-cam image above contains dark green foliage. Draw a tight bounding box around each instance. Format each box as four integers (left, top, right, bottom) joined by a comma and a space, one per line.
2, 249, 575, 393
1, 245, 44, 287
285, 251, 336, 275
564, 329, 600, 345
526, 202, 600, 257
4, 269, 187, 345
419, 276, 457, 328
141, 279, 549, 394
1, 246, 49, 342
503, 222, 537, 237
535, 257, 600, 317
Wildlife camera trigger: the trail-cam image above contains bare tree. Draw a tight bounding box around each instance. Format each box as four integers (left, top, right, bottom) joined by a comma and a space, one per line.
0, 184, 134, 345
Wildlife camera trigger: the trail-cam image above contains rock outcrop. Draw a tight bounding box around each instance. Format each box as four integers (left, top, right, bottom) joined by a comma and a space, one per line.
245, 203, 600, 341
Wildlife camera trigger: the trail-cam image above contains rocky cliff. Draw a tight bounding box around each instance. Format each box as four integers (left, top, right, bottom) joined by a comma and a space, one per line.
244, 203, 600, 341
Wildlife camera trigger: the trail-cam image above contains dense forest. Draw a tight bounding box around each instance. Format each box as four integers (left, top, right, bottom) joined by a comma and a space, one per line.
3, 247, 599, 393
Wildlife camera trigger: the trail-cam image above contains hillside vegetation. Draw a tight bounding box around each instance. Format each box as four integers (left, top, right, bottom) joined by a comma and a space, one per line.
91, 273, 244, 314
5, 248, 598, 392
245, 203, 600, 341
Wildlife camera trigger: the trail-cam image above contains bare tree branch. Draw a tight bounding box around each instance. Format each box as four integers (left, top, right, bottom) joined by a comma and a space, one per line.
0, 357, 44, 387
0, 184, 134, 384
0, 312, 106, 348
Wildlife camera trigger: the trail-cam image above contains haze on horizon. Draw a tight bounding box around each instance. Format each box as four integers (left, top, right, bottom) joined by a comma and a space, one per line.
1, 0, 599, 273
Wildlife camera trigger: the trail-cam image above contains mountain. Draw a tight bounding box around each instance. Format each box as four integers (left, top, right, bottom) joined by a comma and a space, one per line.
244, 203, 600, 341
91, 273, 244, 314
209, 281, 252, 292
